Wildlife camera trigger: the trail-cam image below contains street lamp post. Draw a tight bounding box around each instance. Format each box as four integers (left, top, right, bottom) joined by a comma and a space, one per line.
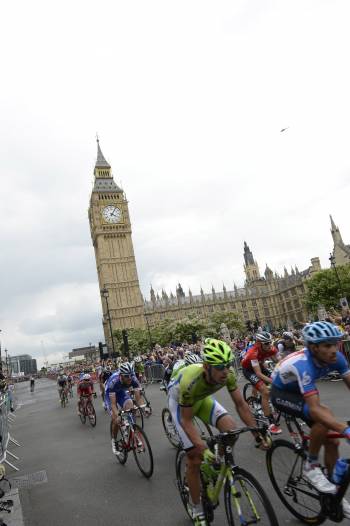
4, 349, 8, 376
145, 315, 153, 351
101, 287, 115, 357
329, 253, 343, 293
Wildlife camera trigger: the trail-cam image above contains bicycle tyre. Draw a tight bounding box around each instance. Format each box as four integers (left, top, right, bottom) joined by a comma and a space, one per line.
132, 424, 154, 478
224, 466, 279, 526
266, 439, 325, 525
87, 402, 96, 427
243, 382, 254, 402
61, 394, 66, 408
109, 420, 128, 464
193, 417, 213, 441
175, 448, 210, 524
175, 448, 193, 519
79, 402, 86, 424
131, 404, 143, 429
162, 408, 181, 448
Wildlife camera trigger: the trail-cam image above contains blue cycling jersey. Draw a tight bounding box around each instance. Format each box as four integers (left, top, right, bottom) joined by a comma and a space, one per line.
105, 371, 139, 395
272, 348, 350, 397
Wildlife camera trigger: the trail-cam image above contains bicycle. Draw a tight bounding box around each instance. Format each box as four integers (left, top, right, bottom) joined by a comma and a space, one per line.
78, 394, 97, 427
159, 384, 213, 448
176, 427, 278, 525
127, 388, 145, 429
60, 389, 68, 408
110, 407, 154, 478
266, 413, 350, 524
68, 383, 74, 398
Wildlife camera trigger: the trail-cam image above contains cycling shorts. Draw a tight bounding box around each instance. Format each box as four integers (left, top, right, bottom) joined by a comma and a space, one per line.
270, 386, 312, 426
168, 395, 228, 450
242, 367, 270, 390
105, 389, 131, 414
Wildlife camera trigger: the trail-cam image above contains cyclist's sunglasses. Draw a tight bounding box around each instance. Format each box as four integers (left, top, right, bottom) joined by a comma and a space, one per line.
211, 362, 233, 371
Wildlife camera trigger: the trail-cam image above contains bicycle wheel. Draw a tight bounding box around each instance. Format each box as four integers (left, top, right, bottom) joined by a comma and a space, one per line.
79, 402, 86, 424
225, 467, 279, 526
133, 405, 144, 429
162, 408, 181, 448
61, 394, 66, 408
175, 449, 210, 524
193, 417, 213, 441
246, 396, 266, 427
266, 439, 325, 524
87, 402, 96, 427
132, 424, 154, 478
175, 448, 192, 519
109, 421, 128, 464
243, 382, 254, 402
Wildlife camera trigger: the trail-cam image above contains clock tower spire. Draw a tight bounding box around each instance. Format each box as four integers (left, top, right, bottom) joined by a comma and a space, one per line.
88, 139, 145, 351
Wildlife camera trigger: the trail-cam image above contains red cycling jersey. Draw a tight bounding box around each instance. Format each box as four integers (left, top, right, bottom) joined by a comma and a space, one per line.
241, 343, 278, 370
77, 380, 94, 397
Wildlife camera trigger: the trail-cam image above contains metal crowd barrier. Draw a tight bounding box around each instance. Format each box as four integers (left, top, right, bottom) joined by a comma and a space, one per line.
343, 340, 350, 365
0, 392, 21, 472
144, 364, 165, 383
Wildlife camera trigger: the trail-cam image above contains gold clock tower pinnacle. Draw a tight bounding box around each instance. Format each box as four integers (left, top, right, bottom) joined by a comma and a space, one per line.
88, 140, 145, 348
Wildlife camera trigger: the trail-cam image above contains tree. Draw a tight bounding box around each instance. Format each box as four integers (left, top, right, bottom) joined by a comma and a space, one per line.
305, 265, 350, 315
204, 311, 245, 338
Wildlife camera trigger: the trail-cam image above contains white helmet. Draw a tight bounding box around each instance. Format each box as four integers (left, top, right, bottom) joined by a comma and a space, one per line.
83, 374, 91, 380
184, 353, 202, 365
256, 331, 272, 344
119, 362, 134, 376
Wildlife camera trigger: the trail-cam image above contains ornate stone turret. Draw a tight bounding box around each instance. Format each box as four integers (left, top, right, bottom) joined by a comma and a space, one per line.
150, 285, 156, 304
223, 283, 228, 300
330, 215, 350, 266
264, 264, 273, 280
211, 285, 216, 301
243, 242, 261, 283
176, 283, 185, 298
189, 289, 193, 303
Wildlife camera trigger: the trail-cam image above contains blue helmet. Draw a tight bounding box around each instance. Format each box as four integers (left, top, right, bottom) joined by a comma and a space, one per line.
302, 321, 343, 344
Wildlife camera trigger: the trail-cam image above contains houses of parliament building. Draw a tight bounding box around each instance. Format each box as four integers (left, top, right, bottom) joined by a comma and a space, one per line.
88, 142, 349, 346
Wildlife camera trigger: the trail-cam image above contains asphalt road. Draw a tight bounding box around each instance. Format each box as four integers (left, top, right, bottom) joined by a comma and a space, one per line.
8, 377, 350, 526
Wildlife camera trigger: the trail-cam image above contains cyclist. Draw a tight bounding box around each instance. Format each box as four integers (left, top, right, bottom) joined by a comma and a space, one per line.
67, 374, 73, 395
171, 353, 202, 380
168, 338, 266, 526
134, 356, 145, 383
77, 373, 96, 415
105, 362, 143, 457
271, 320, 350, 510
99, 366, 113, 410
57, 372, 68, 401
276, 331, 297, 359
241, 331, 282, 434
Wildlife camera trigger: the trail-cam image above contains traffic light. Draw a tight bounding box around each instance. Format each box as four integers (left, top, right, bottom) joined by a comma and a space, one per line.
98, 342, 104, 360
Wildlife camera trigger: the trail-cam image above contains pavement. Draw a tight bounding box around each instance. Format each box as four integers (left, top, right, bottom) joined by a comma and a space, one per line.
3, 377, 350, 525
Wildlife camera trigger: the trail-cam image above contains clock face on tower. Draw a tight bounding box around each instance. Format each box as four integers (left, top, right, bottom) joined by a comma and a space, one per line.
102, 205, 122, 224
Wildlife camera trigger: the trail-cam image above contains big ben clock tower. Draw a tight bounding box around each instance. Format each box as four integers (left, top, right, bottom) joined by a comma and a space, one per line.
89, 140, 145, 349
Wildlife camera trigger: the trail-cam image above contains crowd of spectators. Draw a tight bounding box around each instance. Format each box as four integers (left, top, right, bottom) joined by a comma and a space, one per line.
44, 307, 350, 382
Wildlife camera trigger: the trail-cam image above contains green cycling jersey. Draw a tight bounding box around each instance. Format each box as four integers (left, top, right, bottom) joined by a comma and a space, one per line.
168, 363, 238, 407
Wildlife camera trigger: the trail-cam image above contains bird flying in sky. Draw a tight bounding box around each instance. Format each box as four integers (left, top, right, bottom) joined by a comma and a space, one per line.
280, 127, 289, 132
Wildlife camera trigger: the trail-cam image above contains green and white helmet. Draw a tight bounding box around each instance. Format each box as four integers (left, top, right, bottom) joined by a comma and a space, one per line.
202, 339, 233, 365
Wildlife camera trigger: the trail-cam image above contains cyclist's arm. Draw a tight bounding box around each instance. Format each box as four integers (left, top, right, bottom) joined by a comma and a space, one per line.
109, 392, 118, 417
230, 388, 257, 428
305, 393, 347, 433
180, 406, 206, 450
251, 362, 272, 384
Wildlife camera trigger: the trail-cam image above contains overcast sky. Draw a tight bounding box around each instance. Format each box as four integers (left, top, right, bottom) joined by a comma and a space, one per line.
1, 0, 350, 367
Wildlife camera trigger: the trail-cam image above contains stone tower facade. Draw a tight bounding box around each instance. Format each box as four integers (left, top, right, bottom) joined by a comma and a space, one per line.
88, 141, 145, 349
330, 215, 350, 266
144, 243, 322, 330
